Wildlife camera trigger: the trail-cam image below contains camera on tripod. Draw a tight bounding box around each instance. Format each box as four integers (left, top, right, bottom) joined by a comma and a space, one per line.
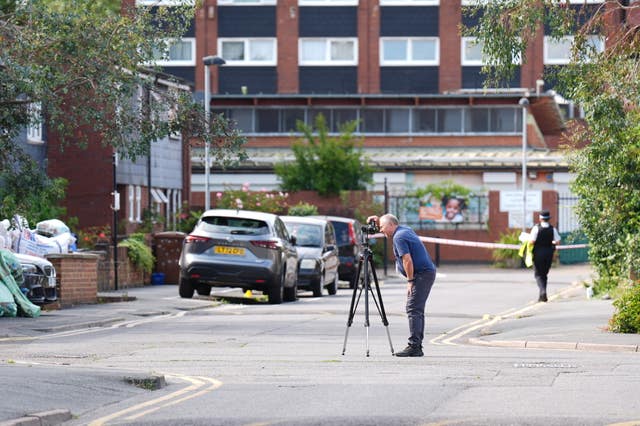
362, 219, 379, 235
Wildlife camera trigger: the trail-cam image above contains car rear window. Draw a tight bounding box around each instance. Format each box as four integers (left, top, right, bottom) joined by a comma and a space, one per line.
332, 221, 352, 246
285, 223, 322, 247
198, 216, 270, 235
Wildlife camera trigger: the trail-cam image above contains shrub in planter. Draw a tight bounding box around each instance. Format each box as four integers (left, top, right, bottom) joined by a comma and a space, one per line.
118, 233, 154, 274
609, 284, 640, 334
492, 230, 523, 269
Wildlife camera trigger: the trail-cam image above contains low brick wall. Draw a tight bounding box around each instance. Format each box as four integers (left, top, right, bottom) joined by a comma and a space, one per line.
46, 253, 99, 307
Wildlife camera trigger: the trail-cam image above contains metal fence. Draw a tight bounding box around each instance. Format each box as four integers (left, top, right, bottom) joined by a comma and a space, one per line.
386, 194, 489, 230
556, 193, 589, 264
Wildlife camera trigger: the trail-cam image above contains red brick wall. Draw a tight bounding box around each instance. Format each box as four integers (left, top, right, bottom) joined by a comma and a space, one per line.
358, 0, 380, 93
47, 131, 113, 229
439, 0, 462, 92
277, 0, 299, 93
46, 253, 99, 306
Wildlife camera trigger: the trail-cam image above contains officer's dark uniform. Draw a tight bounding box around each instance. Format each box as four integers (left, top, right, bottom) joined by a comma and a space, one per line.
532, 224, 556, 302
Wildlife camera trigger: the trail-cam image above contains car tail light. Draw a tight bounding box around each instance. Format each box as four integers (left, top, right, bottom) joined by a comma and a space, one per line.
251, 240, 280, 250
348, 223, 357, 246
185, 235, 212, 244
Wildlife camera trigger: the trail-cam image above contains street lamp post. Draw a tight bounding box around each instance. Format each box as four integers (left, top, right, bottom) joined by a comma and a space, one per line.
519, 97, 530, 232
203, 55, 225, 211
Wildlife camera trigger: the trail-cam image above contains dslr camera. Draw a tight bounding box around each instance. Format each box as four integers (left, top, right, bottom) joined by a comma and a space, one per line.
362, 218, 379, 235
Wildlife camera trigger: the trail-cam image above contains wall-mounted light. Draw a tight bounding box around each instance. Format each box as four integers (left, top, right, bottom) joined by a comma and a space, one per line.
289, 6, 296, 18
208, 5, 215, 19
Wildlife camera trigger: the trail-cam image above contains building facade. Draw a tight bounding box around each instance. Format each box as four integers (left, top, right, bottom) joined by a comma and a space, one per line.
132, 0, 618, 227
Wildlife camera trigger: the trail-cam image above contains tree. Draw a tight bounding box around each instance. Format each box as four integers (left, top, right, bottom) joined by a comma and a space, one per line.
274, 114, 375, 197
463, 1, 640, 292
0, 0, 246, 220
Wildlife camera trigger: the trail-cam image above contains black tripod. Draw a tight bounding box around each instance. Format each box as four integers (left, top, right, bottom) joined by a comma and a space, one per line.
341, 232, 394, 357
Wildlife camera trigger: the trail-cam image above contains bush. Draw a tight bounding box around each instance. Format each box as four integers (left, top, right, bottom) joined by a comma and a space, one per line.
118, 233, 154, 274
609, 284, 640, 333
287, 202, 318, 216
492, 230, 523, 268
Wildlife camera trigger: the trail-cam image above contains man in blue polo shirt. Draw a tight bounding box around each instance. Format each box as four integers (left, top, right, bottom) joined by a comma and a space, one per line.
368, 213, 436, 357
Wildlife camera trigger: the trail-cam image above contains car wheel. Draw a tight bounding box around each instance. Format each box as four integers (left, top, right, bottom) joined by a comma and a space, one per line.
283, 279, 298, 302
268, 270, 285, 304
312, 274, 324, 297
327, 274, 338, 295
196, 286, 211, 296
179, 276, 195, 299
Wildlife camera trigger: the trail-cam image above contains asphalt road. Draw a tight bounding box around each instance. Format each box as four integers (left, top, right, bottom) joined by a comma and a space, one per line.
1, 264, 639, 426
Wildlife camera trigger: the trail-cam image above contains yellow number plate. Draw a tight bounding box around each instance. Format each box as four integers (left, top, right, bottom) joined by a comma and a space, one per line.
214, 246, 245, 256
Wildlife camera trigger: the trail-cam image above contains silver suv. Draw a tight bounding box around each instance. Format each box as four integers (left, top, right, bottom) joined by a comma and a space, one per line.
178, 209, 299, 304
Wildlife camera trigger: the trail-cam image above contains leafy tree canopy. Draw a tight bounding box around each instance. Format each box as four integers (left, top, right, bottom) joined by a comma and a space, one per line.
274, 114, 375, 197
0, 0, 245, 222
463, 1, 640, 290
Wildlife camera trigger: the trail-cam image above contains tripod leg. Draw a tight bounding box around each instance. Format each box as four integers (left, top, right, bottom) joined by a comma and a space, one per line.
342, 255, 364, 355
369, 256, 395, 355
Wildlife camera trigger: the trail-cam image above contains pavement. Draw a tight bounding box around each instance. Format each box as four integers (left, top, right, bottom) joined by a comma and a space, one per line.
0, 262, 638, 425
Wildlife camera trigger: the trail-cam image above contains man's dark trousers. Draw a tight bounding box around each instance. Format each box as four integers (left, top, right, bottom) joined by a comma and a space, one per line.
406, 270, 436, 348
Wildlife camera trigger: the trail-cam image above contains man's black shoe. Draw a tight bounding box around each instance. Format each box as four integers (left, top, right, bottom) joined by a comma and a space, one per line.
395, 345, 423, 357
538, 293, 548, 302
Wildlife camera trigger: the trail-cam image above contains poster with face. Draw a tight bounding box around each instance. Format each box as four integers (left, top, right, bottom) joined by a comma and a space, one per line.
418, 195, 467, 223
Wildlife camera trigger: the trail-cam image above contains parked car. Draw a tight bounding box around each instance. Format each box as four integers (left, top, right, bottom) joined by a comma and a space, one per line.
14, 253, 57, 305
178, 209, 299, 304
310, 216, 363, 289
281, 216, 340, 297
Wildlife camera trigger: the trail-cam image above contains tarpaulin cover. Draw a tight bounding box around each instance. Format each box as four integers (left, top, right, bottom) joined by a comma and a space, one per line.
0, 249, 41, 318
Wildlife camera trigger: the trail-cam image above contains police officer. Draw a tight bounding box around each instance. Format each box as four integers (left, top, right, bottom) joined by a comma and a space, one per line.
368, 214, 436, 357
530, 209, 561, 302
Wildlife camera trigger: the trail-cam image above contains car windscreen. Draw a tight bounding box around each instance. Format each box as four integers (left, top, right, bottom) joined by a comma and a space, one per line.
285, 223, 322, 247
198, 216, 270, 235
332, 221, 352, 246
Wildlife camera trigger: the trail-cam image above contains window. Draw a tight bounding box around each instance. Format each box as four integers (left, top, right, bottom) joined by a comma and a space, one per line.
27, 103, 43, 143
412, 109, 436, 133
461, 37, 484, 66
299, 38, 357, 65
218, 0, 276, 4
219, 38, 277, 65
135, 186, 142, 223
385, 109, 410, 133
299, 0, 359, 5
381, 38, 439, 65
544, 35, 604, 65
462, 37, 521, 66
152, 38, 195, 66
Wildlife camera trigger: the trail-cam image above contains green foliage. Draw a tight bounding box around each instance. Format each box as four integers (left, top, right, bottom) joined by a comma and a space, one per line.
609, 284, 640, 334
176, 203, 201, 234
1, 0, 246, 212
411, 180, 472, 201
492, 230, 522, 269
274, 114, 375, 196
466, 1, 640, 322
76, 225, 111, 250
215, 184, 288, 214
287, 202, 319, 216
0, 162, 71, 225
118, 233, 154, 274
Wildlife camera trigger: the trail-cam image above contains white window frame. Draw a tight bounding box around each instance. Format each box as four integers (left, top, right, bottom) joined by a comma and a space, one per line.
379, 0, 439, 5
299, 38, 358, 66
218, 0, 276, 4
27, 103, 43, 144
299, 0, 359, 5
218, 38, 277, 66
461, 36, 522, 66
544, 35, 604, 65
380, 37, 439, 66
151, 38, 195, 67
128, 185, 135, 222
135, 186, 142, 223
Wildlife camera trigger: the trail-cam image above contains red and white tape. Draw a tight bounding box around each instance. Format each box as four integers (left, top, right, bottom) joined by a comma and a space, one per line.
369, 233, 588, 251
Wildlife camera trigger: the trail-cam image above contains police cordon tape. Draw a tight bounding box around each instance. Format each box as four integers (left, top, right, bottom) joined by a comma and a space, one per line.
369, 233, 588, 251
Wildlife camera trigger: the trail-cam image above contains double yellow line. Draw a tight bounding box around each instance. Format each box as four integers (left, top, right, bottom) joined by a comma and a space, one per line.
88, 374, 223, 426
